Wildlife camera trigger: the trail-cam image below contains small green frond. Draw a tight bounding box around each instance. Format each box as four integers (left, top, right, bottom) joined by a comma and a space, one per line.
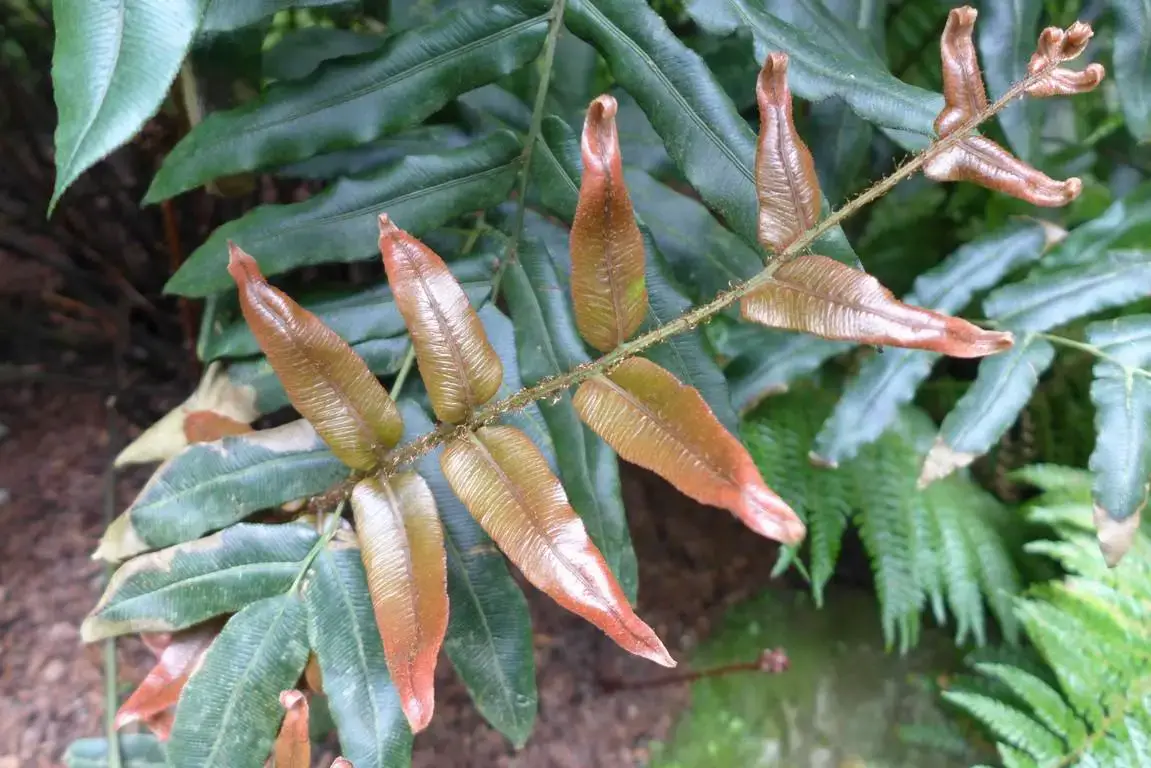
942, 691, 1065, 762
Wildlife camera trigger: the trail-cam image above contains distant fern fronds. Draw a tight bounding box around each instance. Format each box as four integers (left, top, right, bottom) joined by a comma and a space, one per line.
945, 467, 1151, 768
742, 387, 1022, 653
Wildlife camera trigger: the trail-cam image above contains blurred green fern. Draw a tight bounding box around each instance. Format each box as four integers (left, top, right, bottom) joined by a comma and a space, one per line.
741, 386, 1023, 653
945, 467, 1151, 768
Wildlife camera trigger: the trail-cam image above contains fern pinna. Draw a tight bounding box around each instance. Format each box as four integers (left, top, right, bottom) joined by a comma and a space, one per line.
64, 3, 1130, 767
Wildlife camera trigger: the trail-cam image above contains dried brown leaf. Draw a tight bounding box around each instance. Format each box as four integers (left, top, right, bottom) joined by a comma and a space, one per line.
755, 52, 821, 254
1026, 23, 1105, 97
273, 690, 310, 768
571, 94, 648, 352
936, 6, 987, 138
740, 255, 1013, 357
114, 625, 216, 741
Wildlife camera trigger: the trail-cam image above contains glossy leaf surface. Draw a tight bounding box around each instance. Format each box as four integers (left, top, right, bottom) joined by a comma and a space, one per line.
84, 524, 316, 641
441, 425, 674, 667
95, 422, 343, 562
166, 132, 520, 297
304, 545, 412, 768
114, 626, 217, 738
200, 0, 346, 34
274, 691, 311, 768
379, 215, 504, 423
1025, 23, 1105, 98
502, 240, 637, 599
935, 6, 987, 138
230, 246, 402, 469
145, 0, 549, 201
168, 596, 310, 768
1087, 316, 1151, 565
571, 94, 648, 351
352, 474, 448, 733
277, 125, 474, 181
49, 0, 201, 211
261, 28, 385, 82
564, 0, 859, 264
575, 357, 804, 545
741, 256, 1013, 357
399, 402, 537, 746
1112, 0, 1151, 140
754, 53, 820, 255
920, 334, 1056, 487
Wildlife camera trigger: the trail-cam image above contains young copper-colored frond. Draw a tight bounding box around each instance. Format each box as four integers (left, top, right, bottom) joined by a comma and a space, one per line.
755, 52, 821, 255
936, 6, 987, 138
182, 411, 253, 443
1026, 23, 1105, 97
351, 473, 448, 734
573, 358, 805, 545
923, 136, 1082, 206
228, 244, 403, 469
740, 255, 1013, 357
273, 691, 310, 768
440, 425, 675, 667
378, 215, 503, 423
570, 94, 648, 352
114, 626, 215, 740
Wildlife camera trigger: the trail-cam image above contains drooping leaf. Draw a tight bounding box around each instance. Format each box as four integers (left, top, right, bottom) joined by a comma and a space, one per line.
574, 357, 805, 544
398, 402, 537, 746
114, 625, 218, 738
261, 28, 386, 82
976, 0, 1043, 161
570, 94, 648, 352
440, 425, 675, 667
200, 0, 347, 34
1087, 316, 1151, 565
351, 473, 448, 732
145, 0, 549, 202
531, 115, 739, 431
114, 363, 258, 467
201, 254, 493, 361
273, 691, 311, 768
985, 249, 1151, 332
754, 52, 821, 255
49, 0, 202, 211
1108, 0, 1151, 140
229, 245, 403, 470
563, 0, 859, 264
167, 596, 311, 768
166, 132, 521, 297
94, 421, 344, 562
1023, 23, 1105, 98
501, 240, 637, 599
378, 215, 503, 423
84, 523, 317, 640
64, 735, 166, 768
741, 256, 1014, 356
303, 544, 413, 768
920, 334, 1056, 487
687, 0, 942, 149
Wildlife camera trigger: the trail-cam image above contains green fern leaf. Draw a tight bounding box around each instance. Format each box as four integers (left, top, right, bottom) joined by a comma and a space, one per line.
973, 662, 1087, 745
941, 691, 1065, 762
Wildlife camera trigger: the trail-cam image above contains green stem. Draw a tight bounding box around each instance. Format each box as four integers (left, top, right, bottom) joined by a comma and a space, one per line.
292, 502, 346, 594
490, 0, 568, 305
390, 346, 417, 400
1038, 333, 1151, 378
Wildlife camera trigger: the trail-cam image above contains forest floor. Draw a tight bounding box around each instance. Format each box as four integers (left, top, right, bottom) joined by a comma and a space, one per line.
0, 372, 793, 768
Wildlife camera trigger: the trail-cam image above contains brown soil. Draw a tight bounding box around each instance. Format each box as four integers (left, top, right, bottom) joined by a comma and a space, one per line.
0, 377, 790, 768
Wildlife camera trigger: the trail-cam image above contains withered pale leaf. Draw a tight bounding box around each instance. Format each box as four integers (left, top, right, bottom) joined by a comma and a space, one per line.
571, 94, 648, 352
273, 690, 310, 768
937, 6, 988, 138
755, 53, 821, 255
1026, 23, 1105, 97
351, 473, 448, 733
740, 255, 1013, 357
440, 425, 674, 667
573, 358, 804, 545
228, 245, 402, 470
114, 625, 216, 740
378, 215, 503, 422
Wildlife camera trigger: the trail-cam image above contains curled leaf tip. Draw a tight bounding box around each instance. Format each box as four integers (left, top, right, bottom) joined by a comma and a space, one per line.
228, 243, 403, 469
571, 93, 648, 352
378, 216, 503, 423
937, 6, 986, 138
1027, 24, 1105, 97
755, 51, 821, 255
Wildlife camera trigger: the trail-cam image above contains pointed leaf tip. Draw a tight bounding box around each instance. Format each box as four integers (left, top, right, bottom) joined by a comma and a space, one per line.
755, 52, 821, 255
274, 690, 311, 768
1094, 504, 1141, 568
573, 358, 805, 545
440, 426, 675, 667
740, 255, 1013, 357
378, 217, 503, 423
352, 473, 448, 733
571, 94, 648, 353
228, 243, 403, 469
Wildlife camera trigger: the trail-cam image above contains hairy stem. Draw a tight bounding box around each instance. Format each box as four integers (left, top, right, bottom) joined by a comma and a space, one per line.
489, 0, 568, 304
